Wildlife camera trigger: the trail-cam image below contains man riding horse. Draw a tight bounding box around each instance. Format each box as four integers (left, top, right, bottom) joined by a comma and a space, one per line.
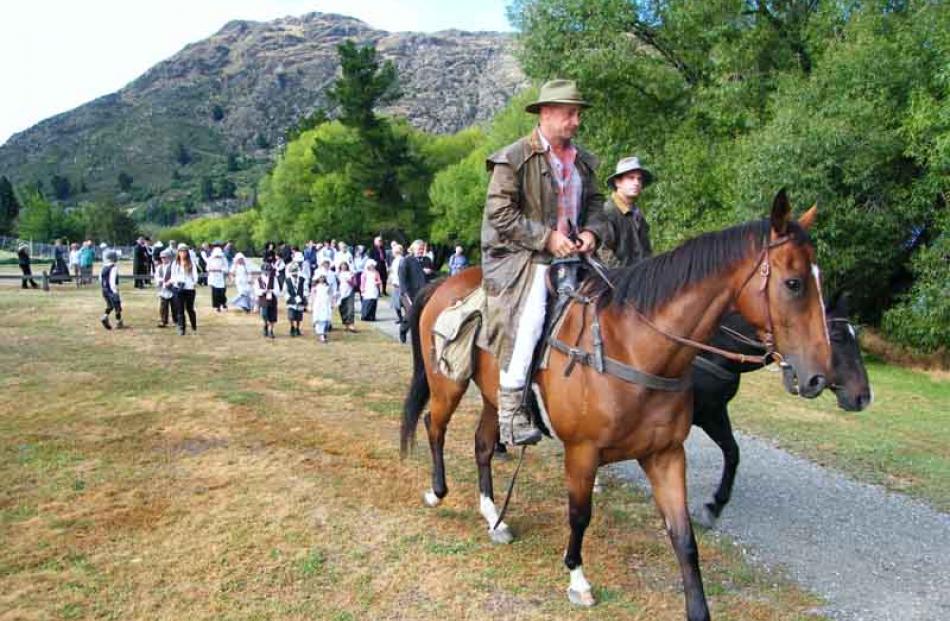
480, 79, 610, 446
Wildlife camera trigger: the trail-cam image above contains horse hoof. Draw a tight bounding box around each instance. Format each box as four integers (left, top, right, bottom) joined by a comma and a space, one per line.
489, 524, 514, 545
567, 588, 596, 607
423, 490, 442, 507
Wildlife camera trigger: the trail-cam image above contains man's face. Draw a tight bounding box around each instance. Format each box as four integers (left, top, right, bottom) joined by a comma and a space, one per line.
614, 170, 644, 200
539, 104, 582, 144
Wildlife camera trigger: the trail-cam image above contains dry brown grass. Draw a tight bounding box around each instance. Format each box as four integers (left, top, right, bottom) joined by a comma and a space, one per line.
0, 287, 822, 620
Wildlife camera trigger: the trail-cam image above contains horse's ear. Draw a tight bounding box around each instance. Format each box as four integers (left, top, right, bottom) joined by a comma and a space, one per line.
770, 188, 791, 235
798, 203, 818, 231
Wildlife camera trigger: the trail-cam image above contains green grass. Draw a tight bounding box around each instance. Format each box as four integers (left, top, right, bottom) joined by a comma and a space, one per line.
730, 356, 950, 511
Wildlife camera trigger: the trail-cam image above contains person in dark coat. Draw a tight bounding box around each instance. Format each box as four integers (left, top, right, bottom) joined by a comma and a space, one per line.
397, 240, 428, 343
51, 239, 70, 283
595, 156, 654, 268
368, 236, 389, 296
17, 245, 39, 289
132, 237, 149, 288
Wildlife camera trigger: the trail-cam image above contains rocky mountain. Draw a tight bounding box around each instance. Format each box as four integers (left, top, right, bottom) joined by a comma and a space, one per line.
0, 12, 525, 222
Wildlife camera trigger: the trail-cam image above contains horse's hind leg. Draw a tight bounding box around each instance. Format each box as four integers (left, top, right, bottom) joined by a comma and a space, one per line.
422, 379, 466, 507
474, 400, 513, 544
641, 446, 710, 621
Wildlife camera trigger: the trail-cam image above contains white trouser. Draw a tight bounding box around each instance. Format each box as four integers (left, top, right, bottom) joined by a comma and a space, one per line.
500, 264, 548, 389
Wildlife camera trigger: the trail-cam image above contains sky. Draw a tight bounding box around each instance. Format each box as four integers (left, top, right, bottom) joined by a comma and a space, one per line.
0, 0, 515, 146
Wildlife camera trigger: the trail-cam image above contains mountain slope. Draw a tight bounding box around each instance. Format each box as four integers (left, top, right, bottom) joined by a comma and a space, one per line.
0, 12, 525, 222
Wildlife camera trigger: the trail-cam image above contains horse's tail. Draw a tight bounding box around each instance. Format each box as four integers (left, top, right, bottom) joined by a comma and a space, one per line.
400, 280, 440, 458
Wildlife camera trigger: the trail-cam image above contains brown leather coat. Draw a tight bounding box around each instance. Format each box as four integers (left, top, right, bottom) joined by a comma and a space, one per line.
478, 128, 607, 368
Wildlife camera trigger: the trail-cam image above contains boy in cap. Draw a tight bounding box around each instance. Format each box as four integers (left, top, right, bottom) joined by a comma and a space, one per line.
99, 249, 125, 329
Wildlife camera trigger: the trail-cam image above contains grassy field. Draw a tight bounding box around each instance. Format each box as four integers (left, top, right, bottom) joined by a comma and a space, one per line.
729, 358, 949, 512
0, 287, 824, 621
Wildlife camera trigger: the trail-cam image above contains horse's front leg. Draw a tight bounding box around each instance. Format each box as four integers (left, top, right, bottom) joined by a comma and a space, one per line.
640, 445, 710, 621
474, 401, 513, 544
700, 405, 740, 527
563, 443, 600, 607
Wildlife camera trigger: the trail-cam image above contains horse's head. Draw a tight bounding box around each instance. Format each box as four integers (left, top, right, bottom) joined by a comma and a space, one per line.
735, 189, 833, 398
826, 293, 872, 411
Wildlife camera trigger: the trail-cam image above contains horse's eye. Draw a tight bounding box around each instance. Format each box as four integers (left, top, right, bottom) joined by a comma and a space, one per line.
784, 278, 802, 294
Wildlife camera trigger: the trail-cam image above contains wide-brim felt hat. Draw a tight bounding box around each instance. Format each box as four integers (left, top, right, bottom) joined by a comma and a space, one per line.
606, 156, 655, 189
525, 79, 590, 113
160, 248, 174, 258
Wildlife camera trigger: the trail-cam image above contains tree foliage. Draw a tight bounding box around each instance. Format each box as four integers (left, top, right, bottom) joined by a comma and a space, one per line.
15, 190, 81, 241
508, 0, 949, 345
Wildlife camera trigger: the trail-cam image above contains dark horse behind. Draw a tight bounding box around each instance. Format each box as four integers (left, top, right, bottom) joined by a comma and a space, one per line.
689, 293, 872, 527
402, 192, 831, 621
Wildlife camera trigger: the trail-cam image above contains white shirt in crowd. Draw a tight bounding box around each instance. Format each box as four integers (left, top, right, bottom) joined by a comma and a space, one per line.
206, 252, 228, 289
171, 261, 199, 290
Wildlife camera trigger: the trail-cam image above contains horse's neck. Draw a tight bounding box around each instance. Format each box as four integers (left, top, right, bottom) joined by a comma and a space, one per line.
609, 255, 757, 378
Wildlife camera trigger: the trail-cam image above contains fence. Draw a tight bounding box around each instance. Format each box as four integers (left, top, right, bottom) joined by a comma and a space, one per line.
0, 235, 135, 262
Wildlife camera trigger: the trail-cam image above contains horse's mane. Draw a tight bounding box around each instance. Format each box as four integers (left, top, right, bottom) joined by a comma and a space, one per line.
590, 219, 810, 315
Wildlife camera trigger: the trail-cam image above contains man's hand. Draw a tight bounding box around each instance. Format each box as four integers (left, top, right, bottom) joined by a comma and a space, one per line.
575, 230, 596, 254
545, 230, 577, 258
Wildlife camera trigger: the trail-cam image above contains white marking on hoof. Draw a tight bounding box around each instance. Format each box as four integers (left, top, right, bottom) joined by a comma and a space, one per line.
480, 495, 514, 543
567, 567, 595, 607
489, 524, 514, 544
423, 489, 441, 507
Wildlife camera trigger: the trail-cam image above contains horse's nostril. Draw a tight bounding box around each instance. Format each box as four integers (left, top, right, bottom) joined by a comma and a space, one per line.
808, 374, 826, 390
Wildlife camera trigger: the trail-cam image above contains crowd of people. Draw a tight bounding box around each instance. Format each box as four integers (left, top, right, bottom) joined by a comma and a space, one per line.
92, 236, 460, 343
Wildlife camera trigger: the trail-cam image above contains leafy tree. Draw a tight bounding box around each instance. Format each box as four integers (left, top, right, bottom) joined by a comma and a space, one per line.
0, 176, 20, 235
226, 152, 240, 172
211, 103, 225, 121
255, 132, 270, 149
16, 189, 81, 241
78, 202, 138, 243
508, 0, 949, 340
118, 171, 133, 192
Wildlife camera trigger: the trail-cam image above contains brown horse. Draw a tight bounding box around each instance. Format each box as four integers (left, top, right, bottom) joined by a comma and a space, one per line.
401, 191, 831, 621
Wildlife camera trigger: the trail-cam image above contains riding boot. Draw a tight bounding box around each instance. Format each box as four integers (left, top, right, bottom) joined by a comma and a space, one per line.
497, 386, 542, 446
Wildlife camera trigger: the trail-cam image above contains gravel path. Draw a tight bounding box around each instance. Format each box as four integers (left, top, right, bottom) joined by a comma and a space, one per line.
608, 431, 950, 620
370, 299, 950, 621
